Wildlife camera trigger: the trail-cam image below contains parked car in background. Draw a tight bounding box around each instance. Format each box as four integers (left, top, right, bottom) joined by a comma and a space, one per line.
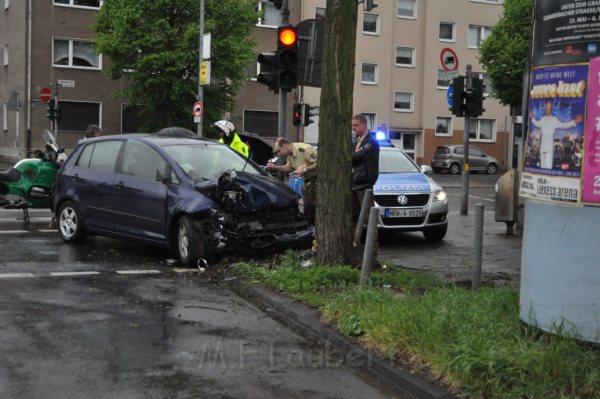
431, 145, 499, 174
53, 135, 312, 266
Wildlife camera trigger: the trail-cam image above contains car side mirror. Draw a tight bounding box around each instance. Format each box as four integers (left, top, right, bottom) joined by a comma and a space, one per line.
420, 165, 433, 175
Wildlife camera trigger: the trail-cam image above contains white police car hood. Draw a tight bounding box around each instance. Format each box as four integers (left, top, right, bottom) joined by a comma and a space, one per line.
374, 172, 442, 193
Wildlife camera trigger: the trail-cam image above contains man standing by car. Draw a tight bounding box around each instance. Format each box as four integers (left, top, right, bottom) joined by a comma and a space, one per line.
351, 114, 380, 224
214, 120, 249, 158
267, 138, 318, 223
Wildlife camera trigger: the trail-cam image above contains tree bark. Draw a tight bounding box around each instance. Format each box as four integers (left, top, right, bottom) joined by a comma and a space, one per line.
315, 0, 357, 265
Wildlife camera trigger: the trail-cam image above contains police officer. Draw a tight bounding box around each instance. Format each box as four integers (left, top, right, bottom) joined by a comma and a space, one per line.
267, 138, 318, 224
351, 114, 380, 224
214, 120, 249, 158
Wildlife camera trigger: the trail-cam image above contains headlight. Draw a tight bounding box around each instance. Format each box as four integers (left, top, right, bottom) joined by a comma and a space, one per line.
433, 190, 447, 202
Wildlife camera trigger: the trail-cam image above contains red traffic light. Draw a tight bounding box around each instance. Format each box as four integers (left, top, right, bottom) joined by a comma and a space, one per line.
278, 27, 297, 48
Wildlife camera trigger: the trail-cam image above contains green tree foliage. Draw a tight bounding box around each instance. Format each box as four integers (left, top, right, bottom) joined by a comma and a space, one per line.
479, 0, 533, 108
94, 0, 257, 132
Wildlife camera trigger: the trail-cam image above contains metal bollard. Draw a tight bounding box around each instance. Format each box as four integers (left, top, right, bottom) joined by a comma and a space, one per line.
353, 189, 373, 245
360, 207, 379, 287
472, 204, 484, 290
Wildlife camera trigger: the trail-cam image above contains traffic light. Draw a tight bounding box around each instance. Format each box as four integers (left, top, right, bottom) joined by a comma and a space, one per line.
257, 52, 279, 93
465, 77, 485, 118
53, 104, 61, 121
293, 103, 302, 126
365, 0, 378, 11
277, 27, 298, 91
46, 101, 55, 121
304, 104, 318, 126
450, 76, 465, 117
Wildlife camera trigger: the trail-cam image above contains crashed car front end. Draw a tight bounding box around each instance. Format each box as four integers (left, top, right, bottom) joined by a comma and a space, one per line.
193, 170, 313, 254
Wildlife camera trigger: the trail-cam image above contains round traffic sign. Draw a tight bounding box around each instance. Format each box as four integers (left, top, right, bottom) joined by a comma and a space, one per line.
446, 86, 454, 107
40, 87, 52, 104
193, 101, 203, 117
440, 48, 459, 72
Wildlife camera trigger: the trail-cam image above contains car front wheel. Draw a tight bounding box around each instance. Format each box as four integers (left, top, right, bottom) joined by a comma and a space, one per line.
449, 163, 461, 174
423, 225, 447, 241
177, 215, 206, 267
486, 162, 498, 174
58, 201, 87, 244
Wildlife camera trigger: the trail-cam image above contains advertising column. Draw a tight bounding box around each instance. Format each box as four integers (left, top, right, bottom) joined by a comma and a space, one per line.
519, 0, 600, 343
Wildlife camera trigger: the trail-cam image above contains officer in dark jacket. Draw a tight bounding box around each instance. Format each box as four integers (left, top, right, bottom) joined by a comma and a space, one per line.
351, 114, 380, 224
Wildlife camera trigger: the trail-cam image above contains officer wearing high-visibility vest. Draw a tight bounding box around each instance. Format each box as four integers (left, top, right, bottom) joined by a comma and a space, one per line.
214, 120, 249, 158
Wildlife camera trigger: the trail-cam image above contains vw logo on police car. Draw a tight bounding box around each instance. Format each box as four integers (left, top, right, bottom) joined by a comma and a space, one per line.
397, 194, 409, 206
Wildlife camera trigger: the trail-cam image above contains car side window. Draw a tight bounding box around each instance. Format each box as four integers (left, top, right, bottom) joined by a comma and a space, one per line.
470, 148, 484, 157
89, 141, 123, 172
454, 147, 463, 155
121, 140, 168, 182
76, 144, 94, 168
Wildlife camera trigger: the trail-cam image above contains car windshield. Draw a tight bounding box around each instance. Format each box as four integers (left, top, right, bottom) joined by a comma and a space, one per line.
379, 150, 421, 173
163, 143, 261, 182
435, 146, 450, 155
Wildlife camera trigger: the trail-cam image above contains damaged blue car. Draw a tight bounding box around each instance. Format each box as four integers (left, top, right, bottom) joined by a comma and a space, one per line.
53, 135, 312, 266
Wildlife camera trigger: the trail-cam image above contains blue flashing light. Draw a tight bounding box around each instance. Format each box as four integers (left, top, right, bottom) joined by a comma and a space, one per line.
375, 131, 387, 140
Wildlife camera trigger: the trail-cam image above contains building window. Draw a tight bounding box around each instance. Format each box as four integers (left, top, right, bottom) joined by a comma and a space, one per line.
3, 45, 7, 66
394, 92, 413, 112
257, 1, 282, 28
246, 61, 260, 81
397, 0, 416, 18
435, 117, 452, 136
244, 110, 278, 137
362, 113, 376, 130
467, 119, 496, 142
53, 0, 102, 9
53, 38, 101, 70
315, 6, 326, 21
437, 69, 459, 88
474, 71, 493, 95
121, 104, 144, 134
361, 63, 378, 84
439, 22, 455, 42
395, 46, 415, 67
58, 101, 101, 132
363, 13, 379, 34
468, 25, 491, 48
2, 103, 7, 132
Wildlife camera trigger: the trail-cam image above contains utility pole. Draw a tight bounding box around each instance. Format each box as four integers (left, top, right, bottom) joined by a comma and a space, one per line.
461, 65, 473, 215
53, 82, 59, 140
278, 0, 290, 138
196, 0, 205, 137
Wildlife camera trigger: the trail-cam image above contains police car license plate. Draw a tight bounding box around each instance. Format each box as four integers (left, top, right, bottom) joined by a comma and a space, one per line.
384, 208, 423, 218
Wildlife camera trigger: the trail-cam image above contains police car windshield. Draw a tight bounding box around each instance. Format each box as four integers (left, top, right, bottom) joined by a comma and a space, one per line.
379, 150, 420, 173
163, 143, 261, 182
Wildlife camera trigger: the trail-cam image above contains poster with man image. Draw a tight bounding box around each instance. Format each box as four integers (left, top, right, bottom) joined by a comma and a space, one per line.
521, 64, 587, 203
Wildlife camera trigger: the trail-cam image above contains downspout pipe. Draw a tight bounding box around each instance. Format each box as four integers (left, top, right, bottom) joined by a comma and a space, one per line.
26, 0, 32, 158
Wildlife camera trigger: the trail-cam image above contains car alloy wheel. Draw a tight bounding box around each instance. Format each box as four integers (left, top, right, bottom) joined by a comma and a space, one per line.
178, 225, 189, 260
449, 163, 461, 174
60, 206, 78, 239
487, 163, 498, 174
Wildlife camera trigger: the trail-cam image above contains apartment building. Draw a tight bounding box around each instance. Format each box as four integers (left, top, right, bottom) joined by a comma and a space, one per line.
299, 0, 511, 167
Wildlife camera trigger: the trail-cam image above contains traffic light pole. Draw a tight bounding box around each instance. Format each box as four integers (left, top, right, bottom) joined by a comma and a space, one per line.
196, 0, 205, 137
278, 0, 290, 138
53, 82, 59, 140
461, 65, 472, 216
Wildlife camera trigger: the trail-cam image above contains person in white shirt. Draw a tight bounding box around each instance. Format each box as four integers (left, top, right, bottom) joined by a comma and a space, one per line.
529, 101, 583, 169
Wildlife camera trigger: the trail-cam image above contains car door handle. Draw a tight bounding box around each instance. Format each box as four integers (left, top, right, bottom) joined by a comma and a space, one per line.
116, 181, 124, 189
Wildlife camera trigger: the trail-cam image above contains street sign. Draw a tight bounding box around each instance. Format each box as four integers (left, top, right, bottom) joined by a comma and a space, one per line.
446, 86, 453, 107
40, 87, 52, 104
202, 33, 211, 60
58, 80, 75, 88
193, 101, 203, 123
440, 48, 459, 72
200, 60, 211, 85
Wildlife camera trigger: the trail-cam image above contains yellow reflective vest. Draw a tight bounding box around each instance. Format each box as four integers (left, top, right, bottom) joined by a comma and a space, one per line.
218, 133, 249, 158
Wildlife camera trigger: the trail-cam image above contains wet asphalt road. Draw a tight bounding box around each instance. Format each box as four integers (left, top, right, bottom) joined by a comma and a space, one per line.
0, 210, 393, 399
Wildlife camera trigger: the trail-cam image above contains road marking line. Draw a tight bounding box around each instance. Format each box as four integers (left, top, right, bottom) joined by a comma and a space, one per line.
470, 195, 495, 202
116, 270, 162, 275
0, 273, 35, 279
50, 271, 100, 277
0, 217, 52, 223
37, 229, 57, 233
0, 230, 30, 234
173, 268, 200, 273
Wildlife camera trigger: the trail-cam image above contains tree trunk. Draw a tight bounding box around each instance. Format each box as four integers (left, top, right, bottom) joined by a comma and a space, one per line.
315, 0, 357, 265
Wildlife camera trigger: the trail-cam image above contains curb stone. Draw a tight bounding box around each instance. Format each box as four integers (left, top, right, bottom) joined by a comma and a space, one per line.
229, 281, 456, 399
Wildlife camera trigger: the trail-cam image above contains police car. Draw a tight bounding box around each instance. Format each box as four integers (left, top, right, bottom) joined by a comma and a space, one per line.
375, 146, 448, 241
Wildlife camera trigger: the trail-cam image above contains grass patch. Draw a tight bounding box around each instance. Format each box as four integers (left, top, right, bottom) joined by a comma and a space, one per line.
234, 252, 600, 398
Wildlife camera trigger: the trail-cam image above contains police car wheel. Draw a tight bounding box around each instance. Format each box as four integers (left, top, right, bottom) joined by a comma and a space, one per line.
176, 215, 206, 267
423, 225, 447, 241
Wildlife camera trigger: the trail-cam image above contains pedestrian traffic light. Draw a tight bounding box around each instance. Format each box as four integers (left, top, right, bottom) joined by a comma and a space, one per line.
53, 104, 61, 121
304, 104, 318, 126
277, 27, 298, 91
365, 0, 378, 11
257, 52, 279, 93
293, 103, 302, 126
465, 77, 485, 118
450, 76, 466, 117
46, 101, 55, 121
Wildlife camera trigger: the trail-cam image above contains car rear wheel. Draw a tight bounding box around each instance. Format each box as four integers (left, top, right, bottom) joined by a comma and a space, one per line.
58, 201, 87, 244
423, 225, 447, 241
177, 215, 206, 267
486, 162, 498, 174
449, 163, 461, 174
